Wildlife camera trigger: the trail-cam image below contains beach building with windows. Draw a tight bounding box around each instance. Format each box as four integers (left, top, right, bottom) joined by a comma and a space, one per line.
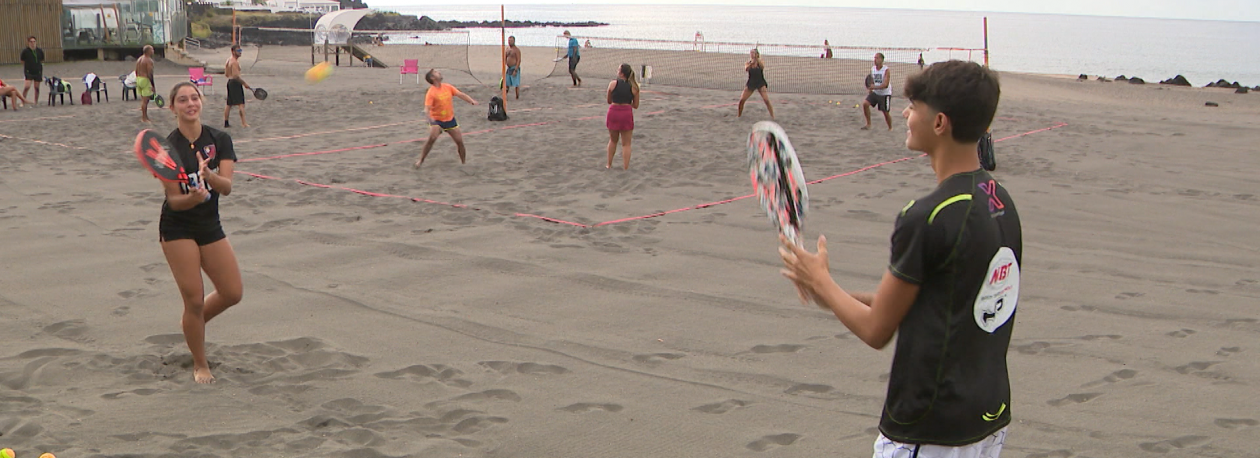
1, 0, 187, 64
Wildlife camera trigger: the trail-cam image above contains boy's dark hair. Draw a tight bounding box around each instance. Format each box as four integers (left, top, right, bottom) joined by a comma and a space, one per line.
28, 36, 36, 41
231, 44, 241, 52
903, 60, 1000, 143
424, 69, 438, 84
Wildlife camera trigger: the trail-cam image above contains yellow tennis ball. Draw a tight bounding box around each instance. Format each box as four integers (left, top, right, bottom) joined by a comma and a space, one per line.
40, 453, 55, 458
305, 61, 334, 83
1, 448, 13, 458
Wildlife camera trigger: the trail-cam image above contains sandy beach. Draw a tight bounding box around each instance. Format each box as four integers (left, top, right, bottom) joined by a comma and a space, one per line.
1, 43, 1258, 458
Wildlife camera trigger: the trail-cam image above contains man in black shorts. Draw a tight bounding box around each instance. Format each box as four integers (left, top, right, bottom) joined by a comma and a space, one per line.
20, 36, 45, 104
780, 60, 1019, 457
224, 45, 252, 128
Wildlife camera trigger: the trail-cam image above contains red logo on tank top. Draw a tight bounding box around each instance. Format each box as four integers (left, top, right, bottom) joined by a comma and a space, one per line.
202, 145, 216, 160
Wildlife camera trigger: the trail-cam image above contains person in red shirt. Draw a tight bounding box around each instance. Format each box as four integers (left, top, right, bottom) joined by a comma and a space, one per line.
415, 69, 478, 168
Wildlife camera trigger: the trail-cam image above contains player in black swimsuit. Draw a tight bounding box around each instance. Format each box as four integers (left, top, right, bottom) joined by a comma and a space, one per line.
738, 49, 775, 119
158, 81, 243, 384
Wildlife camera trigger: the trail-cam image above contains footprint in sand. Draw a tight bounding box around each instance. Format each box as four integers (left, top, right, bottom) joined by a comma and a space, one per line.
1047, 392, 1102, 407
478, 360, 569, 376
692, 399, 751, 414
1137, 435, 1210, 453
632, 353, 685, 364
785, 383, 833, 397
1216, 347, 1242, 357
1027, 450, 1074, 458
1081, 369, 1137, 387
750, 344, 805, 354
1114, 292, 1144, 300
1214, 418, 1258, 430
746, 433, 802, 452
374, 364, 472, 388
559, 403, 624, 413
1166, 328, 1196, 338
42, 319, 89, 342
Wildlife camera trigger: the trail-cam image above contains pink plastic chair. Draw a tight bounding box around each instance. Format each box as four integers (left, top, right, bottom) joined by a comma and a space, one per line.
400, 59, 419, 84
189, 67, 214, 94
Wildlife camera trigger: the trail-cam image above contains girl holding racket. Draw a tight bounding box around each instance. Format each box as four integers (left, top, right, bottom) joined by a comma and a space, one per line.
605, 63, 640, 170
738, 49, 775, 119
156, 81, 242, 384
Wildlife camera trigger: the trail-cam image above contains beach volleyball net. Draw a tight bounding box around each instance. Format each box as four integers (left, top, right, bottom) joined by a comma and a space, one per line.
550, 35, 930, 95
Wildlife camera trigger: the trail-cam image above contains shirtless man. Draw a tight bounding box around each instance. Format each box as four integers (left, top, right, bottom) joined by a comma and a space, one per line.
224, 45, 252, 128
136, 45, 156, 122
504, 36, 522, 100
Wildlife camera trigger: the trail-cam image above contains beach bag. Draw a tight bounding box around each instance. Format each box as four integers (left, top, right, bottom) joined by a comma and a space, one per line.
80, 91, 92, 105
977, 131, 996, 171
487, 96, 508, 121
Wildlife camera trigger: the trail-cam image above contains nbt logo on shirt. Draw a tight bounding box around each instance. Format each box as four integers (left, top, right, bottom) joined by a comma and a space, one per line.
974, 247, 1019, 333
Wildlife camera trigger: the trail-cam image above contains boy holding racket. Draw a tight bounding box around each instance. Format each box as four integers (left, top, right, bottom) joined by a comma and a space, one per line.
415, 69, 477, 168
780, 60, 1019, 457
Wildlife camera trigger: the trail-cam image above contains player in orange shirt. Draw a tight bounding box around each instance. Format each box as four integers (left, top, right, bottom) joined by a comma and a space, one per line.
415, 69, 479, 168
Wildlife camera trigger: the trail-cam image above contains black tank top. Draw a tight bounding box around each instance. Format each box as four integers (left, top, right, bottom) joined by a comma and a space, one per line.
611, 79, 634, 104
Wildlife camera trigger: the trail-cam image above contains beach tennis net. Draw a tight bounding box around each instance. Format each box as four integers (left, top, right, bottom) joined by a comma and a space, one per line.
249, 28, 473, 76
550, 36, 929, 95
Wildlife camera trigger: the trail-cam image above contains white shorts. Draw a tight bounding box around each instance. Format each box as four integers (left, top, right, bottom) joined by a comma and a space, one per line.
873, 427, 1007, 458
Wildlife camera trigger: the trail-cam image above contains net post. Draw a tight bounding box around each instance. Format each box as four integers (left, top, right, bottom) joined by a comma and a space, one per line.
983, 16, 990, 67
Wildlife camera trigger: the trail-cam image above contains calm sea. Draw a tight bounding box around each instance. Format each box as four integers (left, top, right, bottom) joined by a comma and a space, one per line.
383, 4, 1260, 87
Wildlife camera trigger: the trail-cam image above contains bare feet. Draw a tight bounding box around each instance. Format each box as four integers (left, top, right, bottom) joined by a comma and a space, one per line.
241, 123, 250, 128
860, 125, 870, 130
193, 365, 215, 384
413, 160, 423, 169
141, 118, 152, 123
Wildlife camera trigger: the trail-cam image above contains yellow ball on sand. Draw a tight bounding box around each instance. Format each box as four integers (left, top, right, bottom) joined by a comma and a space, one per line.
0, 449, 12, 458
305, 61, 334, 83
40, 453, 55, 458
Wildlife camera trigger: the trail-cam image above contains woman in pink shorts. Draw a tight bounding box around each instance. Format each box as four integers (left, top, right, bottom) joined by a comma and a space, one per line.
605, 63, 640, 170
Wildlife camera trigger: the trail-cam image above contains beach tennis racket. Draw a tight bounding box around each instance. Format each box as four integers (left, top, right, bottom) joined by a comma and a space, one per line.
151, 94, 165, 108
864, 74, 874, 90
134, 129, 187, 183
748, 121, 808, 246
253, 87, 268, 100
978, 130, 996, 171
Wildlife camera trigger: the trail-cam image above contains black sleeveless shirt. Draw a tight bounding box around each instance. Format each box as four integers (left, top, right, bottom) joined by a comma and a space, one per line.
611, 79, 634, 104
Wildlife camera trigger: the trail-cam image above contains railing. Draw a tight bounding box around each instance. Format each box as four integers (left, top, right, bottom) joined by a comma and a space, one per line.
183, 37, 200, 49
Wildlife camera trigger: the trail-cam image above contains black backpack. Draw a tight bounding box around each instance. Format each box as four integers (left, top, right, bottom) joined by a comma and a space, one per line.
487, 96, 508, 121
977, 131, 996, 171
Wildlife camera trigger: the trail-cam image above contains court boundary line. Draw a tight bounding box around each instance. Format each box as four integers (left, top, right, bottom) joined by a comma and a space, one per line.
237, 122, 1067, 228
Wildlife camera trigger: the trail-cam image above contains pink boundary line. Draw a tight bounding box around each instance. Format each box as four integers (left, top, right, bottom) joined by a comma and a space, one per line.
236, 122, 1067, 227
236, 121, 413, 143
240, 110, 668, 163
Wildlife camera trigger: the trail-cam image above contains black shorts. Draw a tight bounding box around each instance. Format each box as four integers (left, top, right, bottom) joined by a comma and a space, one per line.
866, 92, 891, 112
430, 117, 459, 131
160, 225, 226, 246
24, 70, 42, 82
227, 79, 245, 106
568, 55, 581, 72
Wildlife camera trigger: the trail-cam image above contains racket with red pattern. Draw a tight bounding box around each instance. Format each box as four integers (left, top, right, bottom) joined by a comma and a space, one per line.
748, 121, 809, 246
134, 129, 187, 183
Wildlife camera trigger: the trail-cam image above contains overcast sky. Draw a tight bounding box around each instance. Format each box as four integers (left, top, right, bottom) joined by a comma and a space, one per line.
367, 0, 1260, 23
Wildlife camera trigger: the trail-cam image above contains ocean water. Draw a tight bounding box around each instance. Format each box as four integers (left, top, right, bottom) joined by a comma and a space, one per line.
382, 4, 1260, 87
